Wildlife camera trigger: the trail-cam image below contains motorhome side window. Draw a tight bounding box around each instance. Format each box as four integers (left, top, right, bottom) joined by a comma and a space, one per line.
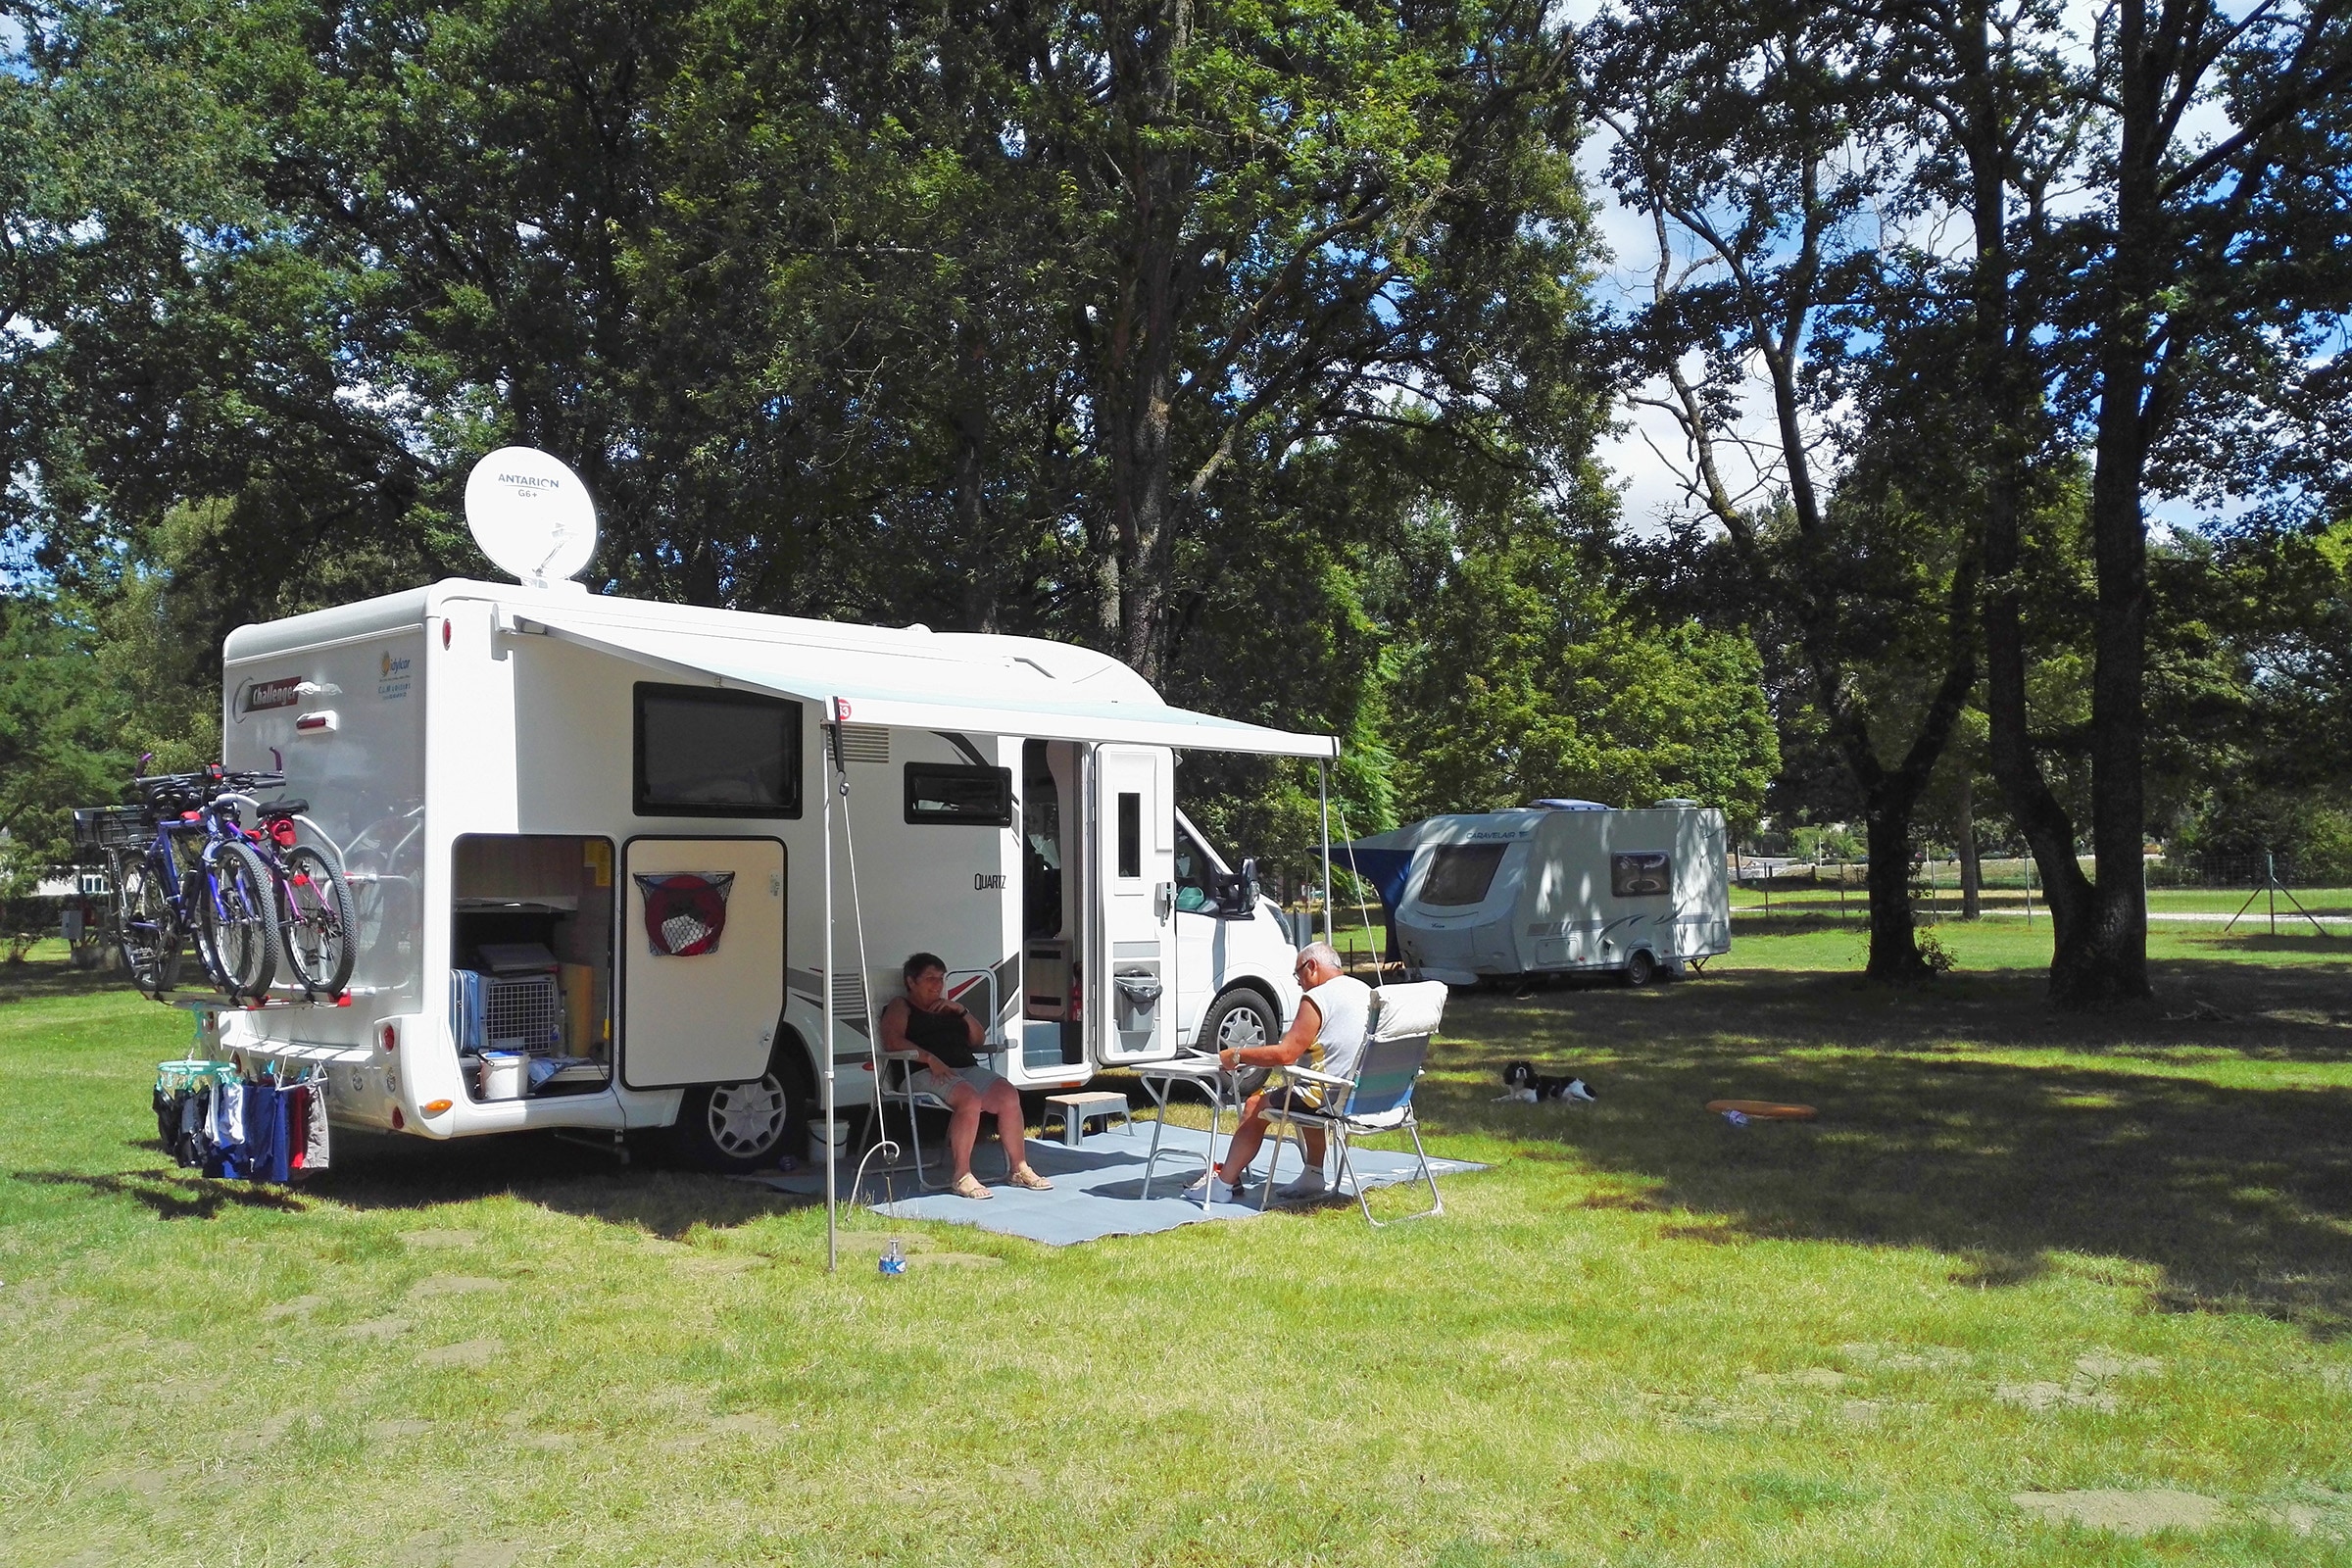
1174, 825, 1214, 911
904, 762, 1013, 826
632, 684, 802, 818
1422, 843, 1506, 906
1116, 793, 1142, 879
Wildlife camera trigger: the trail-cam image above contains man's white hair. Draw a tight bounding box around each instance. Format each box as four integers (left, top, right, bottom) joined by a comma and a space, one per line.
1297, 940, 1343, 972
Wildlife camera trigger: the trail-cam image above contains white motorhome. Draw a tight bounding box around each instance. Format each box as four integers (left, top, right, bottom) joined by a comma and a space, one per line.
1346, 801, 1730, 986
214, 577, 1331, 1170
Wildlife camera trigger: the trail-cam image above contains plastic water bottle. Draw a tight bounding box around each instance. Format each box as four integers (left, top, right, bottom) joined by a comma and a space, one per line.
879, 1239, 906, 1277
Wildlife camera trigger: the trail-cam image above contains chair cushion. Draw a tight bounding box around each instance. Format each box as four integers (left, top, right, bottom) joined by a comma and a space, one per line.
1369, 981, 1448, 1041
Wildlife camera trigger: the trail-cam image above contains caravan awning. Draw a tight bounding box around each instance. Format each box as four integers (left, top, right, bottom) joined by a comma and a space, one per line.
507, 604, 1340, 759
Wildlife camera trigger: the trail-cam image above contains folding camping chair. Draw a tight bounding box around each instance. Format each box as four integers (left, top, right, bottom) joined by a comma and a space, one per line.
862, 968, 999, 1195
1260, 980, 1447, 1225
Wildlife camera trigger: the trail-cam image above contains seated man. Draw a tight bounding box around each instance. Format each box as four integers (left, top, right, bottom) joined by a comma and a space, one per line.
1185, 940, 1370, 1202
879, 952, 1054, 1200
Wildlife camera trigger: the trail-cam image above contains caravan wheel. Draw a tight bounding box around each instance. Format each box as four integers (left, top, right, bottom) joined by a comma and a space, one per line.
1201, 988, 1279, 1053
1622, 950, 1659, 988
672, 1065, 806, 1173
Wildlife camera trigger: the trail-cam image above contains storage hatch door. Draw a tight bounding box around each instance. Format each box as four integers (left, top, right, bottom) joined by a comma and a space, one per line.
620, 837, 785, 1089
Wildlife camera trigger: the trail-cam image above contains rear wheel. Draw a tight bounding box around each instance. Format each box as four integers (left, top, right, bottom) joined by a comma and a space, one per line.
196, 840, 278, 1000
1622, 949, 1658, 988
669, 1046, 811, 1172
108, 851, 180, 997
278, 844, 357, 996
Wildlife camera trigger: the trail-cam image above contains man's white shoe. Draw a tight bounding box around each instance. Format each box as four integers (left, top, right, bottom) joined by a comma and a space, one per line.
1276, 1169, 1329, 1200
1181, 1170, 1242, 1201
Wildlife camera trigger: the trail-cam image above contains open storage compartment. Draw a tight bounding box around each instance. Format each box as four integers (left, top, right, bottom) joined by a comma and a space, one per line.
451, 834, 614, 1099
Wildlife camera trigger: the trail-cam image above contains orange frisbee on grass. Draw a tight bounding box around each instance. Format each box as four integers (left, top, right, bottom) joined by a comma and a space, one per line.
1705, 1099, 1817, 1120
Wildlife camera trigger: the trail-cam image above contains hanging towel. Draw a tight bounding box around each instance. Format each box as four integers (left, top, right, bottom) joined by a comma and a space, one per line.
302, 1085, 331, 1172
287, 1087, 309, 1172
247, 1083, 292, 1184
176, 1091, 206, 1169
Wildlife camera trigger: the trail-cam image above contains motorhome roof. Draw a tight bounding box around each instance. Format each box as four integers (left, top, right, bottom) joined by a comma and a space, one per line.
223, 579, 1339, 759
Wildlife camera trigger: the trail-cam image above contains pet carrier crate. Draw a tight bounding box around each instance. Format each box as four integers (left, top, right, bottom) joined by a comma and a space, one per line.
483, 972, 564, 1056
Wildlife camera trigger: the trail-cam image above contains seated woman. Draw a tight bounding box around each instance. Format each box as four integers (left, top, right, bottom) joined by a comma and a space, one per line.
879, 952, 1054, 1200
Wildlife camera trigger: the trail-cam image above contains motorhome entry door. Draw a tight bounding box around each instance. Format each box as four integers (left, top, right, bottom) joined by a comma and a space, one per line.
619, 837, 785, 1090
1089, 745, 1178, 1065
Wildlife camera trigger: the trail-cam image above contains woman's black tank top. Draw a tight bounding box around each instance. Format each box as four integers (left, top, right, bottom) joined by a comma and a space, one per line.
903, 1004, 977, 1069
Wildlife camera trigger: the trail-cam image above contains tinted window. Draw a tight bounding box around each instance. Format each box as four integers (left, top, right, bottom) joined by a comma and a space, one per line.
905, 762, 1013, 826
1117, 793, 1141, 879
1611, 851, 1671, 898
1420, 844, 1506, 906
634, 684, 801, 817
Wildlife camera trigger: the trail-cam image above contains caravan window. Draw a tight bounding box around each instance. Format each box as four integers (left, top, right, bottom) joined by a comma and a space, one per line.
633, 684, 802, 818
1420, 844, 1506, 906
905, 762, 1013, 826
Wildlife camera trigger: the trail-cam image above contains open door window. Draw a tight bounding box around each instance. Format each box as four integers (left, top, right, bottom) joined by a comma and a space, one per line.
1088, 744, 1178, 1065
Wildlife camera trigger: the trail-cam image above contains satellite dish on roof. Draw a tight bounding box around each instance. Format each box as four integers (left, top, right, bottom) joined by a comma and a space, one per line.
465, 446, 597, 588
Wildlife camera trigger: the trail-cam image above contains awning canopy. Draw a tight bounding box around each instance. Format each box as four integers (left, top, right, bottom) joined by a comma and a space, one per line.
509, 605, 1340, 759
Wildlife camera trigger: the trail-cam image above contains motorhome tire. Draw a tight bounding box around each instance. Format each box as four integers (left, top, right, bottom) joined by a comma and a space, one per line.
1622, 949, 1658, 988
671, 1059, 808, 1173
1200, 987, 1280, 1055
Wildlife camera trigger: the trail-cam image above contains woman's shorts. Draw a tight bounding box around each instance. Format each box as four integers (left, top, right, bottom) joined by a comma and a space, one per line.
915, 1064, 1005, 1102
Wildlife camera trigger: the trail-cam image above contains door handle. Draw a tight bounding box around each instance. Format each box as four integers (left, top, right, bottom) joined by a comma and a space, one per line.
1155, 881, 1175, 920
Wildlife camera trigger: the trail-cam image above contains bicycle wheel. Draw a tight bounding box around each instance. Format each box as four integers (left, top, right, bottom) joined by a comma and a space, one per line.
108, 849, 181, 996
278, 844, 357, 996
196, 840, 279, 999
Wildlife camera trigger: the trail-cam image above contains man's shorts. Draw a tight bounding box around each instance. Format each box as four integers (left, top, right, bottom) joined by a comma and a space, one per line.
914, 1063, 1005, 1102
1260, 1083, 1327, 1117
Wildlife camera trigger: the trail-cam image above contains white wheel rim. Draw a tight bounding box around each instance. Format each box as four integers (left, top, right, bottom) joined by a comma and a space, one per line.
709, 1075, 788, 1156
1215, 1004, 1271, 1051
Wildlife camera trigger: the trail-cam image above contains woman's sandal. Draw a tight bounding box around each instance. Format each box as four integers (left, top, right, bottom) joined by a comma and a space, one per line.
950, 1172, 992, 1200
1006, 1164, 1054, 1191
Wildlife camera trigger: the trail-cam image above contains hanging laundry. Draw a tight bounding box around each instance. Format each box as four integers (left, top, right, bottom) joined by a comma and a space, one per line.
300, 1084, 330, 1172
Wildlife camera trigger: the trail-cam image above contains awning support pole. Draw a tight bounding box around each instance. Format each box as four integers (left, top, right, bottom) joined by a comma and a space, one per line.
1319, 760, 1333, 947
822, 713, 839, 1275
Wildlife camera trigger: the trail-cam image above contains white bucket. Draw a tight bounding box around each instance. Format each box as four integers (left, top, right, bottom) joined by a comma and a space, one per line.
808, 1117, 851, 1150
476, 1051, 527, 1102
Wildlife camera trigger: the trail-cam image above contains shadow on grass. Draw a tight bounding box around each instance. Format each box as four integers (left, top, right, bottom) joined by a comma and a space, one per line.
0, 956, 127, 1005
1423, 958, 2352, 1336
16, 1168, 315, 1219
290, 1130, 824, 1238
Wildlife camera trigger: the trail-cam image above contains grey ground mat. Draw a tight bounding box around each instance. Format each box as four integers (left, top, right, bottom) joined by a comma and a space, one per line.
737, 1121, 1485, 1246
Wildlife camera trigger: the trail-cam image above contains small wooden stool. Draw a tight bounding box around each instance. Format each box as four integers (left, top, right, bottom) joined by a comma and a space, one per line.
1043, 1090, 1134, 1148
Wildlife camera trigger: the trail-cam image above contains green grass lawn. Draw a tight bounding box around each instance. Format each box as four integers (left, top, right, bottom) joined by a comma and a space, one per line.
4, 931, 2350, 1565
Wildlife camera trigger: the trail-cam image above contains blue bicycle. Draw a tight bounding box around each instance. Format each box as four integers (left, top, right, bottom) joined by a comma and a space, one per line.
79, 767, 286, 1001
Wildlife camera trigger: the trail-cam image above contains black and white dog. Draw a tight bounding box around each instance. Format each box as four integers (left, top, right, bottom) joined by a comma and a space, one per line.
1500, 1061, 1597, 1104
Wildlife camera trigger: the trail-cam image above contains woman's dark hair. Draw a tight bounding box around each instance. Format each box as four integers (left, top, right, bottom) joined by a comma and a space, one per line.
903, 952, 946, 984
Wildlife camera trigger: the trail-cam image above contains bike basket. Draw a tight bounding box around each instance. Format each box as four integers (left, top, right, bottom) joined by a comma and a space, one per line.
72, 807, 153, 857
634, 872, 736, 957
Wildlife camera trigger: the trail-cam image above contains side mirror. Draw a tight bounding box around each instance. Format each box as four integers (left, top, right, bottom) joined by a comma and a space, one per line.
1238, 858, 1259, 909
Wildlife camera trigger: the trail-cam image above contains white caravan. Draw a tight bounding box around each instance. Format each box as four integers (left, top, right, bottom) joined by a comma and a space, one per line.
1347, 802, 1730, 986
213, 578, 1331, 1170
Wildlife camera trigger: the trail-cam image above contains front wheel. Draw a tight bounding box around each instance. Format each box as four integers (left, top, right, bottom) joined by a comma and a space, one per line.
1200, 989, 1279, 1098
1622, 949, 1658, 988
109, 851, 180, 997
196, 840, 279, 1000
669, 1058, 809, 1172
278, 844, 357, 996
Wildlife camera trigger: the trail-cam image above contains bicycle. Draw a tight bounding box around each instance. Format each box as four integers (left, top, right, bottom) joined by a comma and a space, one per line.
78, 767, 355, 1002
79, 770, 274, 999
214, 782, 358, 998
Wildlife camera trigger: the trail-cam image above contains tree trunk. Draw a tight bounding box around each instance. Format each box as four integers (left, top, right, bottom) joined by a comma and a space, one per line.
1953, 0, 2099, 996
1957, 772, 1981, 919
2067, 0, 2161, 1005
1863, 799, 1928, 981
1094, 0, 1191, 685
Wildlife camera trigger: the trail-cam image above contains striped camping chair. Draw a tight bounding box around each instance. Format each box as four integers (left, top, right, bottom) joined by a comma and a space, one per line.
1263, 984, 1446, 1225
